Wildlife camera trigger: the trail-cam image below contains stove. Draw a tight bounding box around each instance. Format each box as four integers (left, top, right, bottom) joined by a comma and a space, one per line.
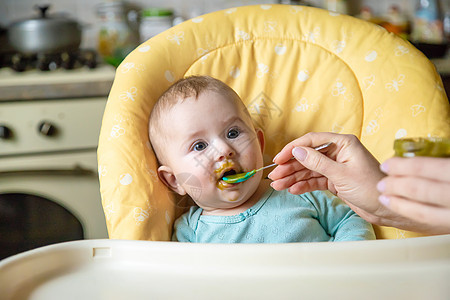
0, 49, 98, 72
0, 62, 115, 260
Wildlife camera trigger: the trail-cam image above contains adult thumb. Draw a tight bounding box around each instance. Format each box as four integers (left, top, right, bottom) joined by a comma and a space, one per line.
292, 146, 339, 178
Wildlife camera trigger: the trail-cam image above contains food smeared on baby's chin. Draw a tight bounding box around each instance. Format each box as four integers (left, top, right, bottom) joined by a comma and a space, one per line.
216, 174, 241, 192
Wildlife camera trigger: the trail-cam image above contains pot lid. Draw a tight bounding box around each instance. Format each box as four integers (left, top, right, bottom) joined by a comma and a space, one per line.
10, 5, 78, 26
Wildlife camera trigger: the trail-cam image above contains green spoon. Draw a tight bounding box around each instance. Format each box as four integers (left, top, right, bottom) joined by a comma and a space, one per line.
222, 142, 332, 184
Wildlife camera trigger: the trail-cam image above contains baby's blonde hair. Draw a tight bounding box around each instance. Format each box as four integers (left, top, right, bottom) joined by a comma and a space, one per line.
149, 76, 246, 164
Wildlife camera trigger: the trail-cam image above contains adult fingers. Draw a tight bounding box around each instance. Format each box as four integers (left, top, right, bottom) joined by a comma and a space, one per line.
270, 168, 324, 190
287, 176, 332, 195
378, 195, 450, 234
381, 157, 450, 182
268, 159, 306, 180
378, 176, 450, 208
289, 146, 341, 181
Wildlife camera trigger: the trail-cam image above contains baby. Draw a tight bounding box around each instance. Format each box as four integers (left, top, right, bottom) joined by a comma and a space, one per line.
149, 76, 375, 243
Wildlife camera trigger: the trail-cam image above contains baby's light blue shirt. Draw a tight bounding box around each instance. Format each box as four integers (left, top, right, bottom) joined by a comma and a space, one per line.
173, 188, 375, 243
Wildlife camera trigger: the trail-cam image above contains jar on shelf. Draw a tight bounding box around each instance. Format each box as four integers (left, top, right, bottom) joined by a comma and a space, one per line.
96, 1, 139, 67
382, 5, 411, 40
139, 8, 174, 43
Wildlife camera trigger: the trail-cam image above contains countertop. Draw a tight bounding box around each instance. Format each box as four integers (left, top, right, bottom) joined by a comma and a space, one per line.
0, 65, 116, 101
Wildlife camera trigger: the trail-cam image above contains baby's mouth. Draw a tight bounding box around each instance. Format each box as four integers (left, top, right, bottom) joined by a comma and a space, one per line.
215, 165, 241, 189
221, 169, 237, 180
215, 161, 236, 179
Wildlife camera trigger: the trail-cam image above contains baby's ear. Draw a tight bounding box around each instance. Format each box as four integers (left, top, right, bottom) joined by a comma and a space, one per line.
157, 166, 187, 195
256, 128, 265, 153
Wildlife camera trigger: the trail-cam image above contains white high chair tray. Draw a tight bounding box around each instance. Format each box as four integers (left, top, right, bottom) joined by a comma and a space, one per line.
1, 236, 449, 300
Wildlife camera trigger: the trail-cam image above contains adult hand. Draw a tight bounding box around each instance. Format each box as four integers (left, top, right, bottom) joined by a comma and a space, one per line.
268, 132, 421, 231
377, 157, 450, 234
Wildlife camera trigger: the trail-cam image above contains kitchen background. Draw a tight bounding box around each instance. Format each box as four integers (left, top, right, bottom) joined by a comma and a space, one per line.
0, 0, 449, 260
0, 0, 449, 51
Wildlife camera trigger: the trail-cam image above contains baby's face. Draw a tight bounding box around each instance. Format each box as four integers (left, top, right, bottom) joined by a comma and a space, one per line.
159, 90, 264, 213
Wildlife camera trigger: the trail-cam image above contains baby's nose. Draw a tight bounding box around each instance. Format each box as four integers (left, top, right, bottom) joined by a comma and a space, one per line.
215, 141, 236, 161
218, 149, 235, 161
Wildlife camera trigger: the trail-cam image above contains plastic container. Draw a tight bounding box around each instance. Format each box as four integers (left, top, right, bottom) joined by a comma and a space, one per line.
394, 137, 450, 157
139, 8, 173, 42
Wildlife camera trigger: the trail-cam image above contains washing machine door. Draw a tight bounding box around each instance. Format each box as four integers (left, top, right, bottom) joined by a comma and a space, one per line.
0, 193, 84, 260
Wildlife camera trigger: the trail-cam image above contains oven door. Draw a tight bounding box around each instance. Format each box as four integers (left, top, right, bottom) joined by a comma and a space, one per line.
0, 151, 108, 260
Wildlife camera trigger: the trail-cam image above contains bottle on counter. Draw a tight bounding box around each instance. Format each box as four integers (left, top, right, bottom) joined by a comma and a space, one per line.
139, 8, 174, 43
411, 0, 445, 44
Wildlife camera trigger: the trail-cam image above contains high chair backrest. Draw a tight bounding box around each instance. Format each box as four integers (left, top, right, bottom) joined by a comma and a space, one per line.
97, 5, 450, 240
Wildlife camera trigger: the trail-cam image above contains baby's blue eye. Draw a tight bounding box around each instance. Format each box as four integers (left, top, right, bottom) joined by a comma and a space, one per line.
193, 141, 208, 151
227, 128, 240, 139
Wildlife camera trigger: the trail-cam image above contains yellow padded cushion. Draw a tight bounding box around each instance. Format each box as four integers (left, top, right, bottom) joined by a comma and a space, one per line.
98, 5, 450, 241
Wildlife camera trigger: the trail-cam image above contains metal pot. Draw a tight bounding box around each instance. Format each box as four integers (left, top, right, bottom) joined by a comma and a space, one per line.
8, 5, 82, 54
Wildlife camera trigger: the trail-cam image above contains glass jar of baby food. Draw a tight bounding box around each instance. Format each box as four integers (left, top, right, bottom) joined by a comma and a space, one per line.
96, 1, 139, 67
394, 137, 450, 157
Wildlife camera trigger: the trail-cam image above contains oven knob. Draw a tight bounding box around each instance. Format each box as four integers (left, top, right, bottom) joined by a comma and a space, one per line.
38, 121, 57, 137
0, 125, 13, 139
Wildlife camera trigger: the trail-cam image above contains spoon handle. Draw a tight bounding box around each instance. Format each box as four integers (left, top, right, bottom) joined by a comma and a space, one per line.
222, 142, 333, 184
255, 142, 332, 173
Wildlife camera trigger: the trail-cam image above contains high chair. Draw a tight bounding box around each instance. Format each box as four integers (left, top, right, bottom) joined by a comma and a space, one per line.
94, 4, 450, 297
1, 6, 449, 299
98, 4, 449, 241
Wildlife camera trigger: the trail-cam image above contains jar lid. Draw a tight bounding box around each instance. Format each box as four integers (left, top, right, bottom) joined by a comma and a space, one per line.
141, 8, 173, 17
